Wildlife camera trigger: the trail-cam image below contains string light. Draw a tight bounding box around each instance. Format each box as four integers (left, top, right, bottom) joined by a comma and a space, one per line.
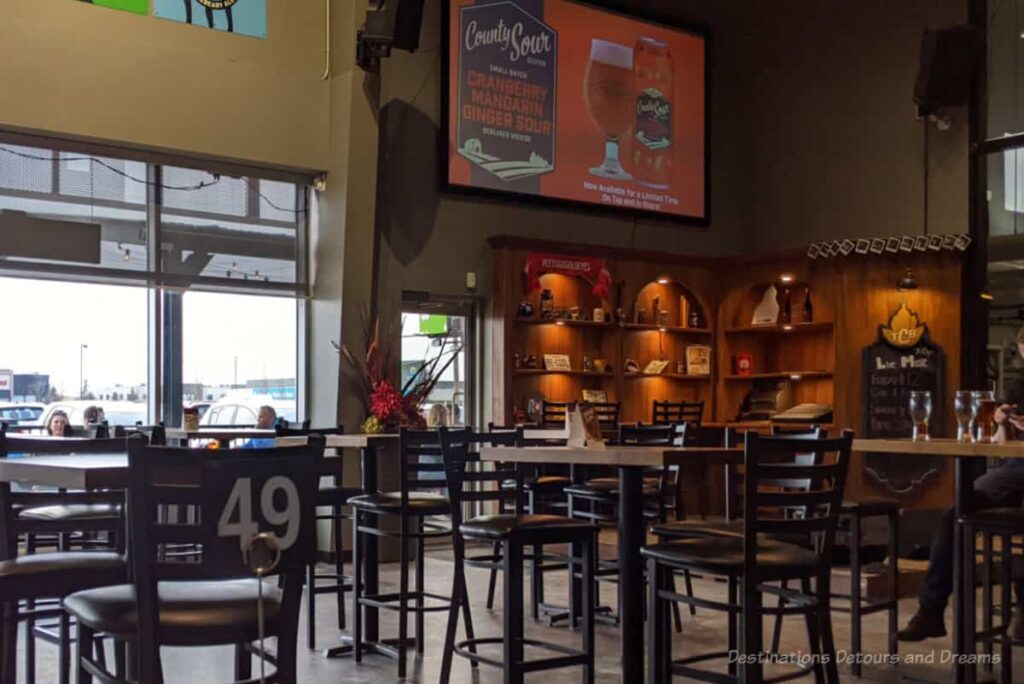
0, 146, 307, 214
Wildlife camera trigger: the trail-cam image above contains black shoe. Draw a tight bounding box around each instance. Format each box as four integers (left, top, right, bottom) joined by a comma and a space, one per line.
897, 608, 947, 642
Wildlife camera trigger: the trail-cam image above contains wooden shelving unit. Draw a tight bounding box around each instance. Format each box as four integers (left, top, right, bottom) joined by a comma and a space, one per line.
723, 371, 833, 381
620, 323, 713, 334
724, 322, 833, 335
514, 369, 614, 378
624, 373, 712, 381
516, 318, 613, 329
715, 278, 836, 425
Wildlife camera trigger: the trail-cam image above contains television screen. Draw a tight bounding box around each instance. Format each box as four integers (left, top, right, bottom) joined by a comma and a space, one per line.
445, 0, 708, 223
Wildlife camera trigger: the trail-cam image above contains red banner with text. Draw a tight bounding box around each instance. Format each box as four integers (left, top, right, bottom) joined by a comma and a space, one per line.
524, 253, 612, 298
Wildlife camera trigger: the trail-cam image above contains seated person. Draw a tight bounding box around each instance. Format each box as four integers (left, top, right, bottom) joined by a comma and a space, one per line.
242, 405, 279, 449
900, 336, 1024, 641
46, 410, 71, 437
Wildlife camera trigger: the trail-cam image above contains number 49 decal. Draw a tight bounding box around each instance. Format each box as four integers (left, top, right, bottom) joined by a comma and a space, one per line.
217, 476, 300, 550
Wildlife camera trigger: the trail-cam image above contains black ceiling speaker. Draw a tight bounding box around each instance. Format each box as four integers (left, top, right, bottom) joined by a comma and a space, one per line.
359, 0, 426, 68
913, 26, 977, 115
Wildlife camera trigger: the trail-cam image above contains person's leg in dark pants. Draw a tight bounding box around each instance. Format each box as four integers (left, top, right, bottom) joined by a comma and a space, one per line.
900, 463, 1024, 641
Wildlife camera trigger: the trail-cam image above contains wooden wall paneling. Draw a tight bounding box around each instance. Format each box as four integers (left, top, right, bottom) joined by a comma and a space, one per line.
834, 252, 962, 507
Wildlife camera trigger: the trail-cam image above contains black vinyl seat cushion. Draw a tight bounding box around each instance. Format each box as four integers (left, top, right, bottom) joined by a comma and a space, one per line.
0, 552, 126, 600
347, 491, 450, 515
642, 537, 820, 581
651, 519, 809, 547
565, 478, 660, 498
840, 498, 900, 517
18, 504, 122, 521
459, 514, 595, 540
959, 507, 1024, 531
64, 579, 282, 646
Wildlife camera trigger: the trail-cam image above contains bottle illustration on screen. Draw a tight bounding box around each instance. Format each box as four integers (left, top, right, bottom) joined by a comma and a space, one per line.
632, 37, 674, 189
584, 39, 635, 181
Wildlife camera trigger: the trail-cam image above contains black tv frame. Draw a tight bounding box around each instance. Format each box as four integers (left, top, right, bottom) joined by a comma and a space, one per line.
440, 0, 712, 227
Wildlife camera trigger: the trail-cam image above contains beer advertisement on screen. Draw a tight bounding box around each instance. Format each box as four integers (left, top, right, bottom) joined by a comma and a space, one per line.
448, 0, 707, 221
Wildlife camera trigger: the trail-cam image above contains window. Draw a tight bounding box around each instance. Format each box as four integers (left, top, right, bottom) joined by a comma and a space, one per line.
182, 291, 298, 424
0, 137, 311, 427
0, 277, 148, 423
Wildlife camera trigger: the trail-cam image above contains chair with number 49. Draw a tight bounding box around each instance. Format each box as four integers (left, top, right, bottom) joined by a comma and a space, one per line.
63, 435, 324, 684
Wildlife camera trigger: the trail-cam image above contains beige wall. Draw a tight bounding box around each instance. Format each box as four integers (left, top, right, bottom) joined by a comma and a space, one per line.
0, 0, 330, 172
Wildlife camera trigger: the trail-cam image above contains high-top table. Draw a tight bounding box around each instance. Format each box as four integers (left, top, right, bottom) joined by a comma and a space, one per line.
479, 443, 740, 684
853, 438, 1024, 684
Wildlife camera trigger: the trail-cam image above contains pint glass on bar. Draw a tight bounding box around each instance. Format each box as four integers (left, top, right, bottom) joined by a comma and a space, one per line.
909, 391, 932, 442
584, 39, 635, 180
972, 390, 997, 442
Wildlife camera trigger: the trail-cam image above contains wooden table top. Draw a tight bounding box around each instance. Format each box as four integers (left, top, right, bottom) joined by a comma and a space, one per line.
479, 444, 740, 467
853, 438, 1024, 459
0, 454, 127, 489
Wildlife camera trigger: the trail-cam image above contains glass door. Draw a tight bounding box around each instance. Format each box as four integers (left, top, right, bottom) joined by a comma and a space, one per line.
401, 295, 477, 429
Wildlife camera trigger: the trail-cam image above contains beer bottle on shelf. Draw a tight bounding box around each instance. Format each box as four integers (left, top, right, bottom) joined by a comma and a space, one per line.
803, 286, 813, 323
780, 289, 792, 325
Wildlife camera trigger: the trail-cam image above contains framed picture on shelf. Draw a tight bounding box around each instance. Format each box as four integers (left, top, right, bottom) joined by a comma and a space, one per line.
582, 389, 608, 403
543, 354, 572, 371
686, 345, 712, 376
643, 359, 670, 375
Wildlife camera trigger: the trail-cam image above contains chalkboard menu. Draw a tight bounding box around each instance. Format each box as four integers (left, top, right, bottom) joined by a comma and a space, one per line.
861, 304, 946, 495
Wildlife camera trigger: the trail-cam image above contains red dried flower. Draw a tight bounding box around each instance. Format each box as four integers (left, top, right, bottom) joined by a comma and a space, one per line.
370, 381, 403, 421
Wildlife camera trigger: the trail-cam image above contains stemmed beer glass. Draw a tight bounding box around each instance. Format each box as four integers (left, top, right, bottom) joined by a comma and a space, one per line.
584, 39, 635, 180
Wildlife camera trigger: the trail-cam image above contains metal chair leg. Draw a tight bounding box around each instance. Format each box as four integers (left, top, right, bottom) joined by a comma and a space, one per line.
850, 513, 863, 677
415, 521, 425, 655
58, 611, 71, 684
486, 541, 500, 610
580, 535, 595, 684
888, 510, 899, 664
352, 511, 363, 663
76, 623, 94, 684
502, 539, 525, 684
333, 506, 347, 631
306, 562, 316, 649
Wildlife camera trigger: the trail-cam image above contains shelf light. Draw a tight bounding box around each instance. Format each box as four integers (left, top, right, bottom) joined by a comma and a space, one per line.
659, 327, 667, 333
555, 320, 566, 326
780, 274, 795, 284
657, 277, 671, 285
782, 325, 794, 331
790, 374, 802, 381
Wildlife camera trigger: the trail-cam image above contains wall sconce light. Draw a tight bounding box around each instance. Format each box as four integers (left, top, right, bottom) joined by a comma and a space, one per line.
896, 268, 919, 292
780, 274, 795, 284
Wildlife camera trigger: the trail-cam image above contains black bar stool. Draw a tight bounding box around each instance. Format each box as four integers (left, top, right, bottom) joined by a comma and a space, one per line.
347, 428, 472, 677
64, 436, 324, 684
961, 507, 1024, 684
0, 429, 128, 684
643, 431, 853, 683
275, 424, 359, 650
437, 427, 597, 684
652, 400, 706, 519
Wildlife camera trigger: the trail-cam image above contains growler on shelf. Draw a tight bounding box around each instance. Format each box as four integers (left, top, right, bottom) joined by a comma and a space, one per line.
632, 37, 674, 189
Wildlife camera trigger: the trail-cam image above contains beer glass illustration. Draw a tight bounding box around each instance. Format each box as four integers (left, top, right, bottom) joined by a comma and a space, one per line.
584, 39, 635, 180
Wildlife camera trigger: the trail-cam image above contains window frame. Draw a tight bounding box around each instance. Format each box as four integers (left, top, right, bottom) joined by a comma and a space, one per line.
0, 132, 312, 427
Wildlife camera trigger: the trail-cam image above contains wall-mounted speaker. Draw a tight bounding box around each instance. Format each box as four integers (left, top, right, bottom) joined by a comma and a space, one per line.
913, 26, 977, 115
362, 0, 426, 52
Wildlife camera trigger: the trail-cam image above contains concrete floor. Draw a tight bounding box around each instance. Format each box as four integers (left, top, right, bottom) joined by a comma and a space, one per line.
17, 535, 1022, 683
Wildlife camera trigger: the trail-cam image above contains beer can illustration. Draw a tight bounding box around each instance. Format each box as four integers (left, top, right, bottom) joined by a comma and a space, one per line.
632, 37, 673, 189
